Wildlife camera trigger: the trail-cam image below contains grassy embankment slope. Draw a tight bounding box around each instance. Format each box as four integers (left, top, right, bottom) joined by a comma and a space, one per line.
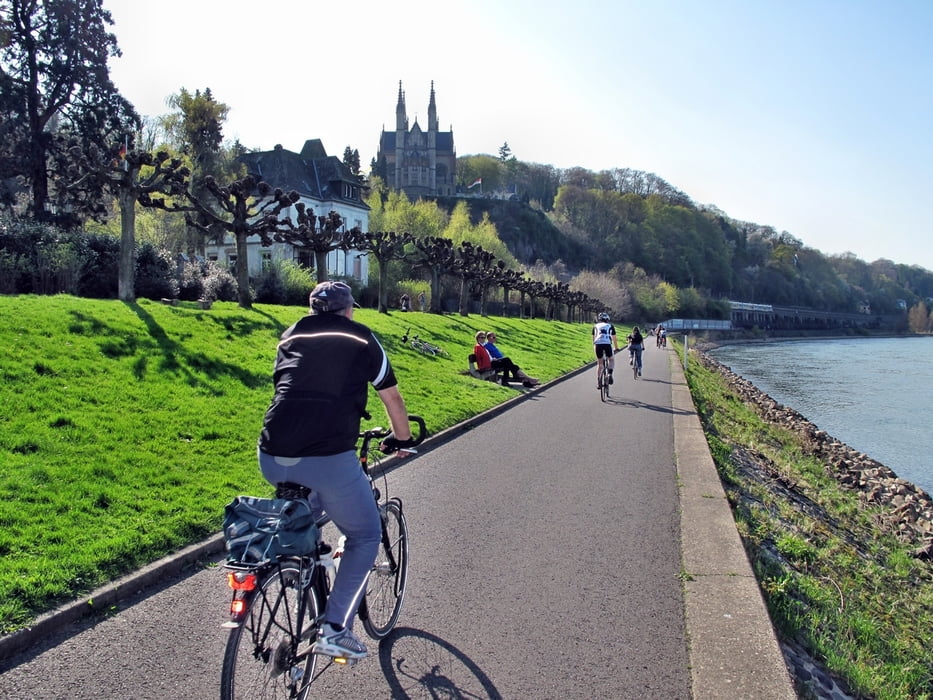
684, 346, 932, 700
0, 294, 596, 634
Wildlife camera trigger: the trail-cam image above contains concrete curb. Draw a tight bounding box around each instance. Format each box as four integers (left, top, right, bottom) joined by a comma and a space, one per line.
0, 534, 226, 661
669, 351, 797, 699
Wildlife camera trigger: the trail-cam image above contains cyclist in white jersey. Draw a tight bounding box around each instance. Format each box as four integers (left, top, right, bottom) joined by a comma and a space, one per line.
592, 312, 620, 388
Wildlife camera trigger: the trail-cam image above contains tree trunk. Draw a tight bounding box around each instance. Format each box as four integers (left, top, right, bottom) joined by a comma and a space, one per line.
235, 230, 252, 308
378, 259, 389, 313
118, 186, 137, 302
315, 250, 329, 283
430, 268, 442, 313
458, 277, 469, 316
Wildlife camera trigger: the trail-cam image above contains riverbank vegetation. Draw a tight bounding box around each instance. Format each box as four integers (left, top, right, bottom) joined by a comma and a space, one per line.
684, 345, 933, 700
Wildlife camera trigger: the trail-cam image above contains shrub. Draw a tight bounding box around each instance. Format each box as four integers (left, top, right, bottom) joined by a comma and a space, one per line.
74, 233, 119, 299
135, 243, 179, 300
202, 263, 238, 302
254, 264, 286, 305
177, 260, 205, 301
280, 260, 315, 306
0, 249, 26, 293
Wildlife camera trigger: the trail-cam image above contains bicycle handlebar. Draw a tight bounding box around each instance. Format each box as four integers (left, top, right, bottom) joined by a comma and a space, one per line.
358, 415, 427, 452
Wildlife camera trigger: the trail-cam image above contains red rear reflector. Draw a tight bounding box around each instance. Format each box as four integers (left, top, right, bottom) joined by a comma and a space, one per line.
230, 598, 247, 616
227, 572, 257, 591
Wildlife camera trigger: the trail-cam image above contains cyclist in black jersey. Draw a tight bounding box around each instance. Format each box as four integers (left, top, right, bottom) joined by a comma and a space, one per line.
257, 281, 414, 660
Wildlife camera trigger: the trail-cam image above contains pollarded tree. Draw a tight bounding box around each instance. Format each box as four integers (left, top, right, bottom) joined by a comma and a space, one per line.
186, 175, 299, 308
65, 140, 191, 301
284, 207, 354, 285
412, 236, 456, 314
451, 241, 495, 317
495, 264, 524, 317
0, 0, 139, 221
473, 250, 500, 317
347, 228, 413, 313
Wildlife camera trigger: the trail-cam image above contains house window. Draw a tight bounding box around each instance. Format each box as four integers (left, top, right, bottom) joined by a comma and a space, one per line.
296, 248, 314, 268
260, 250, 272, 272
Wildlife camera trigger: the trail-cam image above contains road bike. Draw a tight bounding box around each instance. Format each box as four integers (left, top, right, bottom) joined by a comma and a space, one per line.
597, 357, 610, 402
219, 416, 426, 699
401, 328, 448, 357
632, 348, 643, 380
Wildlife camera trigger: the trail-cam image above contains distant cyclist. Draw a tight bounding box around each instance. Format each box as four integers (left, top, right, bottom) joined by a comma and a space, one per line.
628, 326, 645, 377
593, 312, 620, 388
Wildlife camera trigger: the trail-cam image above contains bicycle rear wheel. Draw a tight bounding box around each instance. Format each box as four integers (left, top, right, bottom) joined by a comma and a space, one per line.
361, 500, 409, 639
220, 564, 320, 700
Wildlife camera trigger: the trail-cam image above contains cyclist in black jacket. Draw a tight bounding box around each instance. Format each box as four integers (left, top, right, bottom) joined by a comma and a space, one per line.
257, 281, 414, 660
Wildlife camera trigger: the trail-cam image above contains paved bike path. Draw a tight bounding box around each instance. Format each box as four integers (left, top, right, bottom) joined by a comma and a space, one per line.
0, 345, 795, 699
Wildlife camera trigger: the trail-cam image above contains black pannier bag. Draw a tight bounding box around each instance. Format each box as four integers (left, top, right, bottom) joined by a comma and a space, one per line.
223, 496, 318, 564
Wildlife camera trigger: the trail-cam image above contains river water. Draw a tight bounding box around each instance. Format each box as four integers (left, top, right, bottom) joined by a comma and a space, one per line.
707, 336, 933, 496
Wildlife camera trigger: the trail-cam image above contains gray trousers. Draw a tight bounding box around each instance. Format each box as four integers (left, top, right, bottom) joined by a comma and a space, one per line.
258, 448, 381, 629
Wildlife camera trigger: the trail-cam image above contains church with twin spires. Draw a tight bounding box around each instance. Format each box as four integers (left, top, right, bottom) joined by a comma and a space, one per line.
375, 81, 457, 198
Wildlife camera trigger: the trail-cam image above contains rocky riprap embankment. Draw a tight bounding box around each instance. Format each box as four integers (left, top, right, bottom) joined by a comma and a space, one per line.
695, 350, 933, 557
694, 349, 933, 699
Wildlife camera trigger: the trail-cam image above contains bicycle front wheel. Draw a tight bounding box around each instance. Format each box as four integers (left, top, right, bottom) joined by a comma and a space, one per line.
220, 564, 320, 700
361, 500, 409, 639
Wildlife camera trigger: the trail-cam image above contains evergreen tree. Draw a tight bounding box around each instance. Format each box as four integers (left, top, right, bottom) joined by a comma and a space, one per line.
0, 0, 138, 221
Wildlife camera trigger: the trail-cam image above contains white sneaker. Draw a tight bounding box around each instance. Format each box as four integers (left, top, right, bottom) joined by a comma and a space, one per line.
314, 622, 367, 659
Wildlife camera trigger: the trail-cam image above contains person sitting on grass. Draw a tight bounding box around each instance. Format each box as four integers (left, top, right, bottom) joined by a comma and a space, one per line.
473, 331, 495, 377
484, 331, 539, 387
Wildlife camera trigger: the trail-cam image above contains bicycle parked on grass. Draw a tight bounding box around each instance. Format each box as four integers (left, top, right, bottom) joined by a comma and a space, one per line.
401, 328, 448, 357
219, 416, 426, 700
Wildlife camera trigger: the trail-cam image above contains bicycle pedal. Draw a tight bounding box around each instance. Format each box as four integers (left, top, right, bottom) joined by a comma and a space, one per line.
312, 647, 360, 666
332, 656, 360, 667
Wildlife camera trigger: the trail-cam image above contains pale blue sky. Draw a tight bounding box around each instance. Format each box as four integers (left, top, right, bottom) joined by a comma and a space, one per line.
105, 0, 933, 271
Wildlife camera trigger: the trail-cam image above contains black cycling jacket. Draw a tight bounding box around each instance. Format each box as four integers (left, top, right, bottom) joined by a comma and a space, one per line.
258, 312, 397, 457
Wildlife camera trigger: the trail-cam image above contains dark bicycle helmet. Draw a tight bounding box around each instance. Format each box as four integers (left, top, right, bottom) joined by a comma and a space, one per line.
597, 312, 610, 322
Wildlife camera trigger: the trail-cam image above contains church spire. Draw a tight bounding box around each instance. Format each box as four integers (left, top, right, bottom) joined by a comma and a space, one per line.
428, 80, 438, 132
396, 80, 407, 131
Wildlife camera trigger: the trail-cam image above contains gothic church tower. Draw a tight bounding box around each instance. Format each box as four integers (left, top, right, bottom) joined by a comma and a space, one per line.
377, 81, 456, 197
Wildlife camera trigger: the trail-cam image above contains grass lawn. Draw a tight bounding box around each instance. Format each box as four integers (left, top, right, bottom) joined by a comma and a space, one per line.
0, 294, 599, 633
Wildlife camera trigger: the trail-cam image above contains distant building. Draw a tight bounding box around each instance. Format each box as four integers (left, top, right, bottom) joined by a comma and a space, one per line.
204, 140, 369, 282
375, 81, 457, 197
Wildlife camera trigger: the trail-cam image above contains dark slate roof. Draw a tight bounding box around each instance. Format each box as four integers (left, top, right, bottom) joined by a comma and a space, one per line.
237, 142, 365, 207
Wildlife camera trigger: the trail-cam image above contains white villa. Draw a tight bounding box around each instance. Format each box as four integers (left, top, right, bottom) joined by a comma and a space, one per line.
205, 140, 370, 282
